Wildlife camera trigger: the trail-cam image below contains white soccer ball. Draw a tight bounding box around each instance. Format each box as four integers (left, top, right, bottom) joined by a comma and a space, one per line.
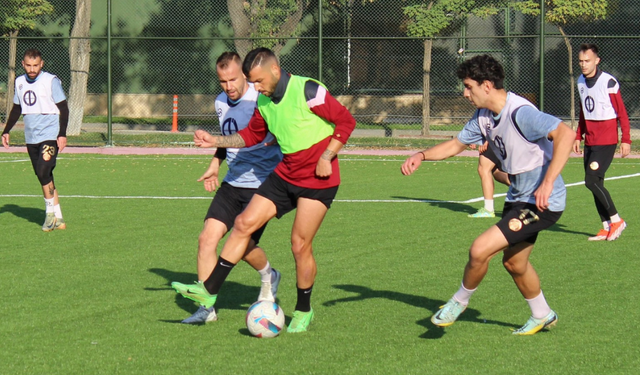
246, 300, 285, 338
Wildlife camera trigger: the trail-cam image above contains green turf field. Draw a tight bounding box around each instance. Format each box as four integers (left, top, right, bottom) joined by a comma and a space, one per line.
1, 152, 638, 374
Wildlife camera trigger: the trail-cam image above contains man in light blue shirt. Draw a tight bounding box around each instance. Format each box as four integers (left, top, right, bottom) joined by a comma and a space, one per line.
401, 55, 575, 335
2, 49, 69, 231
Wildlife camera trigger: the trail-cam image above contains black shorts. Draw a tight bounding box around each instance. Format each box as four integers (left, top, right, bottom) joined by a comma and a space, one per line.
480, 146, 503, 172
256, 173, 339, 219
205, 182, 267, 244
583, 145, 616, 178
27, 140, 58, 185
496, 202, 562, 246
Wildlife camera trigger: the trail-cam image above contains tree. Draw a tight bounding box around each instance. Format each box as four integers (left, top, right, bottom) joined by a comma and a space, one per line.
0, 0, 54, 122
512, 0, 608, 128
403, 1, 506, 135
67, 0, 92, 136
227, 0, 312, 58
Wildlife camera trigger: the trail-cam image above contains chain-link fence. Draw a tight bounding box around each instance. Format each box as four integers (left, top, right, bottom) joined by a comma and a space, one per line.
1, 0, 639, 147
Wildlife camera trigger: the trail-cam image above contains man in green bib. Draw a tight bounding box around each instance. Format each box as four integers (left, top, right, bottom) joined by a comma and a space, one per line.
172, 48, 356, 333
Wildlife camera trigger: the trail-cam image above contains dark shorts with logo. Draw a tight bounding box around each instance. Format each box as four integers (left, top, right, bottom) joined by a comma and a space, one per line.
256, 172, 339, 219
583, 144, 616, 178
480, 146, 503, 172
205, 182, 267, 244
496, 202, 563, 246
27, 140, 58, 186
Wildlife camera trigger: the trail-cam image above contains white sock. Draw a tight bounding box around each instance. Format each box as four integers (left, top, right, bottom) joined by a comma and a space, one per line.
44, 198, 55, 213
484, 199, 494, 212
603, 221, 611, 230
610, 214, 621, 223
452, 282, 477, 306
54, 204, 63, 219
257, 261, 272, 283
526, 291, 552, 319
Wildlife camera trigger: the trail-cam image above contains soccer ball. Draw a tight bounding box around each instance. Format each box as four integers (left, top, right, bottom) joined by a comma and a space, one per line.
246, 300, 285, 338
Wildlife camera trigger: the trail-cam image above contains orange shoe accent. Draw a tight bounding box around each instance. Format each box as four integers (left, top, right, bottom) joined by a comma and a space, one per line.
607, 220, 626, 241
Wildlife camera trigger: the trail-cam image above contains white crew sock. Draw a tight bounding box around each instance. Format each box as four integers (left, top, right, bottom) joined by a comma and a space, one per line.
484, 199, 494, 212
526, 291, 552, 319
257, 261, 272, 283
44, 198, 55, 213
610, 214, 621, 223
54, 204, 63, 219
452, 282, 477, 306
603, 221, 611, 230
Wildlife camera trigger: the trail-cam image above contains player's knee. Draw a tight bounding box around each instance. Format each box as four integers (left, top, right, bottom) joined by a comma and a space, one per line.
35, 167, 53, 186
584, 174, 601, 192
467, 244, 490, 266
233, 213, 259, 235
502, 257, 526, 275
290, 236, 312, 258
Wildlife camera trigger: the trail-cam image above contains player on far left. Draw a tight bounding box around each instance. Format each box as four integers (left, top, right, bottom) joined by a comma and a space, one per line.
2, 48, 68, 231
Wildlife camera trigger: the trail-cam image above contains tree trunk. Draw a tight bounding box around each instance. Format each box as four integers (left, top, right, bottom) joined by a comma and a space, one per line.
67, 0, 92, 136
4, 30, 18, 123
227, 0, 252, 58
421, 38, 433, 136
558, 26, 575, 129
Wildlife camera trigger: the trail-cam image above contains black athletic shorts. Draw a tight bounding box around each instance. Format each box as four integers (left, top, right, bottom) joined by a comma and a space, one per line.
496, 202, 563, 246
583, 144, 616, 178
480, 146, 503, 172
256, 172, 339, 219
205, 182, 267, 244
27, 140, 58, 185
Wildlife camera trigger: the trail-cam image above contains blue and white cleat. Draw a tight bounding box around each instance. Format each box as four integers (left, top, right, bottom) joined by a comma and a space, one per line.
431, 298, 467, 327
181, 305, 218, 324
512, 310, 558, 335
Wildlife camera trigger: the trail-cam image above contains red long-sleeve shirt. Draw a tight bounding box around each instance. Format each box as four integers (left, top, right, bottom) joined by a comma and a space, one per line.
239, 74, 356, 189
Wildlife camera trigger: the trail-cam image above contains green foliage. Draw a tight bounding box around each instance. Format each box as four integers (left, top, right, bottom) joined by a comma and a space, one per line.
245, 0, 310, 49
402, 0, 505, 38
0, 0, 54, 34
511, 0, 608, 25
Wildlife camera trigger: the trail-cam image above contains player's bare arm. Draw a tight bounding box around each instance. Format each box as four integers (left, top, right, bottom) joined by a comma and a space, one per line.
194, 130, 246, 149
316, 138, 343, 177
534, 122, 575, 211
197, 156, 223, 192
401, 138, 467, 176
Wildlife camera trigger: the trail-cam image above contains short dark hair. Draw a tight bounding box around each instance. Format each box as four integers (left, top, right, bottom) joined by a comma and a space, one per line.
216, 52, 242, 69
579, 43, 599, 56
242, 48, 278, 76
456, 54, 505, 89
23, 48, 42, 60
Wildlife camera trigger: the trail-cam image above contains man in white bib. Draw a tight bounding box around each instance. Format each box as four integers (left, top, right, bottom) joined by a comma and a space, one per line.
573, 43, 630, 242
402, 55, 575, 335
2, 49, 68, 231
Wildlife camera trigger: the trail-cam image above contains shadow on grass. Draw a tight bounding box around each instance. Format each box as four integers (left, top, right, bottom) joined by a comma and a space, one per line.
147, 267, 262, 324
391, 196, 482, 215
0, 204, 44, 226
323, 284, 519, 339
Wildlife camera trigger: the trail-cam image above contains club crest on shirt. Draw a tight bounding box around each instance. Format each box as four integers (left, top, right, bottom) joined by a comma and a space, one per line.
42, 145, 56, 161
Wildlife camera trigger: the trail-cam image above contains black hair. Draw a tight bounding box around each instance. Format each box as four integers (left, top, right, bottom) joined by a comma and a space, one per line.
456, 54, 505, 89
242, 48, 278, 76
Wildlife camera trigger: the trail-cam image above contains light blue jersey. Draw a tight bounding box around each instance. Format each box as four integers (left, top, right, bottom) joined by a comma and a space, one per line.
14, 71, 66, 144
457, 93, 566, 211
215, 84, 282, 188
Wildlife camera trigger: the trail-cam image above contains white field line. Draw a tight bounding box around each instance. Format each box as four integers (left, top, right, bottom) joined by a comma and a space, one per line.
3, 172, 640, 203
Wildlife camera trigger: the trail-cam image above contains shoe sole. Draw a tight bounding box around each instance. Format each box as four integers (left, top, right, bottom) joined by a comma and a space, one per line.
587, 236, 606, 241
513, 315, 558, 336
55, 224, 66, 230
